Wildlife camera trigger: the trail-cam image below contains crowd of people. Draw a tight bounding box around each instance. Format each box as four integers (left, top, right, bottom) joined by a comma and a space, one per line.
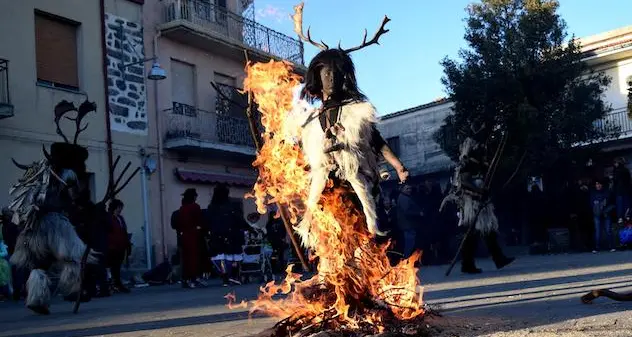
377, 179, 459, 266
0, 199, 133, 302
528, 158, 632, 253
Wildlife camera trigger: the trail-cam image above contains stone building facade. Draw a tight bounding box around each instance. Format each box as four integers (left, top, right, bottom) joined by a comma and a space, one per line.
105, 12, 149, 134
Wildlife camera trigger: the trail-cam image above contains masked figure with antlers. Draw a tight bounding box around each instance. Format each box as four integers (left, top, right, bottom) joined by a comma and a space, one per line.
291, 3, 409, 248
8, 99, 139, 314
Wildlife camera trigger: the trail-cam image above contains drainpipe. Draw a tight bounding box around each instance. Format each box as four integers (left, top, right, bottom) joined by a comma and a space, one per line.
153, 31, 168, 262
100, 0, 115, 194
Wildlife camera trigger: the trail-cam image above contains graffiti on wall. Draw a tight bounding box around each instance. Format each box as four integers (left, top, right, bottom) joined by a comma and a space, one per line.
104, 13, 148, 135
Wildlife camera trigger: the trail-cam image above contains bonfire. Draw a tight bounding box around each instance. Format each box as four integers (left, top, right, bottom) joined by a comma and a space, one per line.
227, 58, 428, 337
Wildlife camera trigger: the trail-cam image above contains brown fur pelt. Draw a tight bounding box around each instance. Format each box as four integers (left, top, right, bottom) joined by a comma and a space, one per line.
581, 289, 632, 303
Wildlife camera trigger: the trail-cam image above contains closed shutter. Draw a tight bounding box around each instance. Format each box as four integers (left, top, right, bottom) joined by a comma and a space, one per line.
171, 59, 196, 107
35, 13, 79, 88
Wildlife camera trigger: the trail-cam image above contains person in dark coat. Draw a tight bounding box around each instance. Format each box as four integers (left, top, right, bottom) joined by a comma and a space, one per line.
590, 179, 616, 252
612, 158, 631, 224
208, 184, 250, 286
264, 206, 287, 273
177, 188, 205, 288
107, 199, 131, 293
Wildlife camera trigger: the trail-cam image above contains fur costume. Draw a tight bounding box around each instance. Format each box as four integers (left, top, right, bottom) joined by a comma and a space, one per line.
297, 100, 383, 247
443, 137, 498, 234
7, 99, 101, 315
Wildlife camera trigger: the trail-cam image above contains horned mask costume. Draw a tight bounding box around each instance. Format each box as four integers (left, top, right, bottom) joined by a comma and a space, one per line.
291, 3, 409, 248
8, 99, 139, 315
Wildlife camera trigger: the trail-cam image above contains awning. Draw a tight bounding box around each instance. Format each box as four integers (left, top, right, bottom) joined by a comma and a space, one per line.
174, 168, 256, 187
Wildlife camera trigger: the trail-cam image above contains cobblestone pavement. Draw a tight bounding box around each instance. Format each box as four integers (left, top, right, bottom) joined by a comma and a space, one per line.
1, 251, 631, 337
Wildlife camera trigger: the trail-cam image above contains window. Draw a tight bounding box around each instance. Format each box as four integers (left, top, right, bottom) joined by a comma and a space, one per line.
34, 11, 80, 90
214, 72, 236, 87
386, 136, 400, 157
171, 59, 196, 106
214, 72, 244, 118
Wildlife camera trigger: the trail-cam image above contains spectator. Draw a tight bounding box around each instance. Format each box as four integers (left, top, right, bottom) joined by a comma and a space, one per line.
526, 182, 547, 245
0, 226, 10, 299
170, 208, 182, 280
1, 208, 24, 301
178, 188, 205, 288
612, 158, 631, 224
107, 199, 131, 294
590, 180, 616, 253
417, 179, 444, 264
208, 184, 249, 286
396, 183, 423, 259
265, 207, 287, 274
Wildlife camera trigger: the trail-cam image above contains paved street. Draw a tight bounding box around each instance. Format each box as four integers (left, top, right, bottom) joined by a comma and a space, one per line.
1, 251, 632, 337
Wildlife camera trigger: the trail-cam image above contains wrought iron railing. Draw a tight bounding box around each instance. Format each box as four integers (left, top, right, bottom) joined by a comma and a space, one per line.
0, 59, 10, 107
164, 99, 257, 149
164, 0, 304, 65
593, 108, 632, 139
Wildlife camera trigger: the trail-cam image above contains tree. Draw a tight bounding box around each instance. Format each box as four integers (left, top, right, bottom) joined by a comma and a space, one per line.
434, 0, 613, 185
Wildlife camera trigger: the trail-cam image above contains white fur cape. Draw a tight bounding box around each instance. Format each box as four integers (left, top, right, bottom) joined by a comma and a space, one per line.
294, 100, 383, 248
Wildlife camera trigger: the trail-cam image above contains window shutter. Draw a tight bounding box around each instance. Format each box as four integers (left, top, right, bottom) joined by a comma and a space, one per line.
171, 60, 196, 107
35, 13, 79, 88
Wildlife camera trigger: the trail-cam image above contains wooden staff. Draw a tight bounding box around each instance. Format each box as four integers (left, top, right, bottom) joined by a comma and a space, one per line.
73, 246, 91, 314
242, 51, 310, 272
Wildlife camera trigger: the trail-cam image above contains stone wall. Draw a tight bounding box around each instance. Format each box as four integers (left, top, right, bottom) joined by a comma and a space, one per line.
104, 13, 148, 135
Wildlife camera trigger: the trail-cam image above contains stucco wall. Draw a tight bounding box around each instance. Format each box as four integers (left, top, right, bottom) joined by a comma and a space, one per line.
378, 102, 455, 178
0, 0, 108, 213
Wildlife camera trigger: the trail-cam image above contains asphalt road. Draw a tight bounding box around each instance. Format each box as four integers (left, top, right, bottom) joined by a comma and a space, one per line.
1, 251, 632, 337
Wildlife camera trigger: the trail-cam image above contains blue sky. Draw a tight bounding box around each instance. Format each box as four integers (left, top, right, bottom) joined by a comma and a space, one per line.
254, 0, 632, 116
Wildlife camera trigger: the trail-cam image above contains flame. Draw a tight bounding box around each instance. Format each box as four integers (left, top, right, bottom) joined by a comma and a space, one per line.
240, 59, 424, 332
225, 292, 249, 310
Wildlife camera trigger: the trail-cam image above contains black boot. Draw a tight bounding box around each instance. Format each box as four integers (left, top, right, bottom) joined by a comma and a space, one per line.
494, 256, 515, 270
461, 228, 482, 274
485, 231, 515, 270
27, 304, 50, 315
461, 264, 483, 274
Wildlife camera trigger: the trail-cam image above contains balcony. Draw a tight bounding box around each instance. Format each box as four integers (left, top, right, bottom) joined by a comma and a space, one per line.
164, 85, 261, 158
591, 107, 632, 144
0, 59, 13, 119
161, 0, 305, 68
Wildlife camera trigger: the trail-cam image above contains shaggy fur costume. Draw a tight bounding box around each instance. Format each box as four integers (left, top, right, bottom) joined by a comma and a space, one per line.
9, 154, 97, 314
296, 100, 383, 248
443, 137, 498, 234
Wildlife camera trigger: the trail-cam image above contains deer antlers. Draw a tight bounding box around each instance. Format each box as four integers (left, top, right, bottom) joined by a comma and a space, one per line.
292, 2, 390, 53
101, 155, 141, 204
292, 2, 328, 51
53, 99, 96, 144
339, 15, 391, 53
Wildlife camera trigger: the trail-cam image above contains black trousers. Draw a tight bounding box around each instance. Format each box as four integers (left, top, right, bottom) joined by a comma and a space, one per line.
461, 229, 505, 268
107, 249, 126, 286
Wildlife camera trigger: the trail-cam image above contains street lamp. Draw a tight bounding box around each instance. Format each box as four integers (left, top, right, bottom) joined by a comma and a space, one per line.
118, 57, 167, 81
